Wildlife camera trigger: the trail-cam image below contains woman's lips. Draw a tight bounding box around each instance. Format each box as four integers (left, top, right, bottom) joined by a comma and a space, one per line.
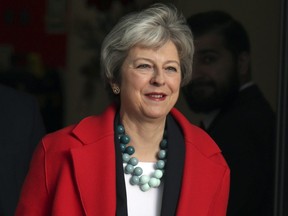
145, 93, 167, 101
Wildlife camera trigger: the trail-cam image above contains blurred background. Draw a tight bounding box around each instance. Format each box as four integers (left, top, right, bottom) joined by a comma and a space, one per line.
0, 0, 280, 131
0, 0, 287, 215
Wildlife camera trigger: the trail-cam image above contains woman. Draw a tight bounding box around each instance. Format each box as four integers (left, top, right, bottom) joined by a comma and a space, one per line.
16, 3, 230, 216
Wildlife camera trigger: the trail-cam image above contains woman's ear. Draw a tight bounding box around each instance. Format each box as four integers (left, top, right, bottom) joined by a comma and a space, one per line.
110, 83, 120, 94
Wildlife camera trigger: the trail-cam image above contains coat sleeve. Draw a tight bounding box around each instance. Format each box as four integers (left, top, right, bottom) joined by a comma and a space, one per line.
208, 163, 230, 216
15, 140, 52, 216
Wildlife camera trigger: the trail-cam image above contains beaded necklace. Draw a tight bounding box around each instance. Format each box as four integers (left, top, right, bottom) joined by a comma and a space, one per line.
116, 124, 167, 192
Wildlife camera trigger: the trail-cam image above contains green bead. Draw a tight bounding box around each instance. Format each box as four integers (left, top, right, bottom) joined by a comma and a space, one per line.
120, 144, 126, 152
117, 124, 167, 192
117, 134, 122, 140
125, 164, 134, 174
140, 183, 150, 192
120, 135, 130, 144
139, 175, 150, 184
153, 169, 163, 179
160, 139, 168, 149
148, 177, 160, 188
133, 167, 143, 176
156, 160, 165, 169
130, 176, 140, 185
125, 146, 135, 155
155, 179, 161, 187
117, 125, 125, 134
129, 157, 138, 166
122, 153, 130, 162
158, 150, 166, 159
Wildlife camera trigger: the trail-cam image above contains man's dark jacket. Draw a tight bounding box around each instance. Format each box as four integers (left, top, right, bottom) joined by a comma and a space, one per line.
206, 84, 275, 216
0, 84, 46, 216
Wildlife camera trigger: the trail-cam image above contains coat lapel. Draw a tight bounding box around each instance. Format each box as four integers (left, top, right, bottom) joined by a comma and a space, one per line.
70, 139, 116, 215
170, 108, 228, 215
161, 115, 185, 216
69, 105, 118, 215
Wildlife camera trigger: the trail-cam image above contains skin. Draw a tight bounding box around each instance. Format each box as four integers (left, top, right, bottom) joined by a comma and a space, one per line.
183, 33, 242, 113
115, 40, 181, 161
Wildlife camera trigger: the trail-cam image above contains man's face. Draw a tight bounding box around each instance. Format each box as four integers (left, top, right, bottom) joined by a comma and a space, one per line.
183, 33, 240, 113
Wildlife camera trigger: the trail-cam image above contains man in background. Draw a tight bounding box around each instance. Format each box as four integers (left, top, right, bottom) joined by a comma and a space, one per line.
183, 11, 275, 216
0, 84, 46, 215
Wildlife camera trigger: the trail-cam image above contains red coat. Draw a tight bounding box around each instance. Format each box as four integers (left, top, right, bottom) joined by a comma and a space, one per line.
16, 105, 230, 216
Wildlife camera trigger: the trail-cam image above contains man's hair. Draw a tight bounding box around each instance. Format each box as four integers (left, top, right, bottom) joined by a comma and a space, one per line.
187, 11, 250, 56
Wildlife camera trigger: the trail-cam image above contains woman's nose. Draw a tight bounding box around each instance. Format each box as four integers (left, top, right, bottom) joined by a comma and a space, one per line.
150, 70, 165, 86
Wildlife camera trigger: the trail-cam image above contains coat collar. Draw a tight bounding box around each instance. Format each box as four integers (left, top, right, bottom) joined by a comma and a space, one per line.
170, 107, 222, 157
72, 104, 117, 145
71, 104, 221, 156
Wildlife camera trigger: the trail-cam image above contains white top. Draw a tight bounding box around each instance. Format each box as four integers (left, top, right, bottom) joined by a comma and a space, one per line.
123, 162, 164, 216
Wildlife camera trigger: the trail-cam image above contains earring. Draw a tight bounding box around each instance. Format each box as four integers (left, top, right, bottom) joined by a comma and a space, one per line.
112, 85, 120, 94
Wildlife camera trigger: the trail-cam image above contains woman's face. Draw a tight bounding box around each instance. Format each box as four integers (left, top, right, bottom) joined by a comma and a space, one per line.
119, 40, 181, 121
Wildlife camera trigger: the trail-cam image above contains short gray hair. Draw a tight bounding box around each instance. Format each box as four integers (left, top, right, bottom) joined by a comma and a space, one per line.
101, 3, 194, 89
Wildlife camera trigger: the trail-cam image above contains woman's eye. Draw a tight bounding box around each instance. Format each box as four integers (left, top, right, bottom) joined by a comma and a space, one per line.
166, 66, 177, 72
137, 64, 151, 69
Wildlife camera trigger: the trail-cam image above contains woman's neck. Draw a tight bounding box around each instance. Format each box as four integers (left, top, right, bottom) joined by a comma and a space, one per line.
120, 115, 166, 162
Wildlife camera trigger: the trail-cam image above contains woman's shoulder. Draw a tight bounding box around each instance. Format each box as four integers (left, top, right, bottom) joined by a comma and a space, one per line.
41, 105, 117, 151
40, 119, 90, 152
170, 108, 224, 158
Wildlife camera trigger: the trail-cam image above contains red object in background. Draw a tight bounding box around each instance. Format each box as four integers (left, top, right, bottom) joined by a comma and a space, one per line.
0, 0, 67, 68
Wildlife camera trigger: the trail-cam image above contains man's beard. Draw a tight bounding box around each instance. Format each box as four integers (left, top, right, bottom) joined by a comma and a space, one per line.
182, 75, 240, 114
